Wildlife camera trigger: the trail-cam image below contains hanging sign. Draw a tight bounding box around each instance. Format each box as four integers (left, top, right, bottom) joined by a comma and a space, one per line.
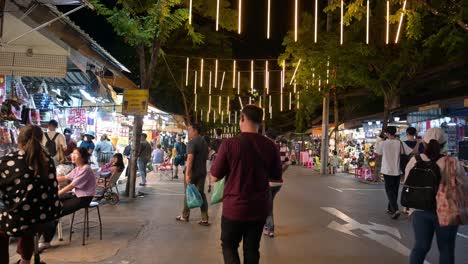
67, 108, 87, 125
122, 89, 149, 116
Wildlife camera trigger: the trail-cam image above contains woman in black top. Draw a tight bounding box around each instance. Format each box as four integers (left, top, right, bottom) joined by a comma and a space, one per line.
0, 125, 61, 264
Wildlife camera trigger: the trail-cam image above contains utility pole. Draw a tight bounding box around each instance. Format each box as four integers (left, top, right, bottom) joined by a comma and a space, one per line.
0, 0, 6, 39
320, 0, 332, 175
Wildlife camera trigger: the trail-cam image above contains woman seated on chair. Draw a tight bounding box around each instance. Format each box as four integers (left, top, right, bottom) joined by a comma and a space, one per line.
99, 153, 125, 178
39, 147, 96, 251
0, 125, 62, 264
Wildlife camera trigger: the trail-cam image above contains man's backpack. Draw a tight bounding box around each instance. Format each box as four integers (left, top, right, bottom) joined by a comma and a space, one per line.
401, 155, 442, 210
45, 133, 59, 157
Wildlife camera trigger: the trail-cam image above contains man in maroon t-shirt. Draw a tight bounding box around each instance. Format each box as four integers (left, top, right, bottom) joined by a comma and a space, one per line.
211, 105, 282, 264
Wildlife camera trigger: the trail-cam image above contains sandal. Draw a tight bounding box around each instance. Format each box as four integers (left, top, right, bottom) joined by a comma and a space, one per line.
176, 216, 189, 222
198, 220, 210, 226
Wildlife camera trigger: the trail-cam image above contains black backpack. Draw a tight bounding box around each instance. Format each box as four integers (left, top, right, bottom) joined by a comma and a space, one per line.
45, 133, 59, 157
401, 155, 442, 211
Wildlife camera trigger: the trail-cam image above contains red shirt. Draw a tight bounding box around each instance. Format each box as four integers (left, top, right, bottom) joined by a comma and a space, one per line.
211, 133, 282, 221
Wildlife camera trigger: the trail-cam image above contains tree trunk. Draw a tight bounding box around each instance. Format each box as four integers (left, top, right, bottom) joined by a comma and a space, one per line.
126, 115, 143, 198
320, 94, 330, 175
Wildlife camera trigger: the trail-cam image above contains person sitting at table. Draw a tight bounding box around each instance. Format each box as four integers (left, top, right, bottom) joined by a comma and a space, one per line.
39, 147, 96, 251
99, 153, 125, 178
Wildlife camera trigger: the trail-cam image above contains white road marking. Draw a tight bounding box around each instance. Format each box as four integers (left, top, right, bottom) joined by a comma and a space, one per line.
458, 233, 468, 239
321, 207, 430, 264
328, 186, 343, 192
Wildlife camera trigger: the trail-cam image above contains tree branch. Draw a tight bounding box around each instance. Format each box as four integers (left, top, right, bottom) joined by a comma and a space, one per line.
417, 0, 468, 33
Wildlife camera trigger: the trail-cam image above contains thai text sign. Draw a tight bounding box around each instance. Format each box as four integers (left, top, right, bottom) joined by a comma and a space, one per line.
122, 89, 149, 116
67, 108, 87, 125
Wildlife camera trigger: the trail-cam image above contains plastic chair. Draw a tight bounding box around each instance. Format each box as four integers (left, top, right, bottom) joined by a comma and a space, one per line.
158, 161, 174, 180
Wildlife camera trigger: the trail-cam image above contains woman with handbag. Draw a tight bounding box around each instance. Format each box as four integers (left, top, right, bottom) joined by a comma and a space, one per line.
403, 128, 464, 264
0, 125, 62, 264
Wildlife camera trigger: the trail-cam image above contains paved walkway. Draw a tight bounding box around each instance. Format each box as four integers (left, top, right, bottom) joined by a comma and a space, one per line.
8, 166, 468, 263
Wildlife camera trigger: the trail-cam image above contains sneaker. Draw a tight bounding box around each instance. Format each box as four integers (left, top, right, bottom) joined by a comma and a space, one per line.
391, 210, 401, 220
38, 242, 51, 251
139, 183, 146, 186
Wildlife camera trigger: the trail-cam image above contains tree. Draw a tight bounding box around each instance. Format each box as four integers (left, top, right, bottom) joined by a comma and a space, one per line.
91, 0, 236, 197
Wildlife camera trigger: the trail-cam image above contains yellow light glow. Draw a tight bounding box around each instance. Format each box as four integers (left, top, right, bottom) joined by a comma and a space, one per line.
216, 0, 220, 31
221, 111, 224, 124
219, 96, 222, 114
237, 71, 240, 95
294, 0, 298, 42
189, 0, 193, 24
220, 71, 226, 90
386, 1, 389, 44
269, 95, 272, 111
209, 71, 212, 94
326, 59, 330, 84
314, 0, 318, 43
267, 0, 271, 39
201, 109, 203, 121
227, 96, 230, 112
209, 95, 212, 113
238, 0, 242, 34
289, 92, 292, 110
233, 60, 236, 89
194, 94, 197, 111
238, 96, 243, 109
200, 59, 204, 87
280, 93, 283, 112
297, 93, 300, 109
340, 0, 344, 45
215, 59, 218, 88
228, 111, 231, 124
194, 71, 197, 94
186, 57, 189, 86
366, 0, 370, 44
265, 60, 269, 94
289, 59, 301, 85
259, 96, 262, 107
250, 60, 254, 94
395, 0, 407, 44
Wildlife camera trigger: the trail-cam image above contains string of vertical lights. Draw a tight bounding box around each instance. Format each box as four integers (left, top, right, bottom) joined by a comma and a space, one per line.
267, 0, 271, 39
250, 60, 254, 104
216, 0, 220, 31
265, 60, 269, 94
208, 71, 212, 112
281, 61, 285, 112
366, 0, 370, 44
314, 0, 318, 43
185, 57, 189, 86
395, 0, 407, 44
386, 1, 390, 44
232, 60, 236, 89
200, 59, 204, 87
215, 59, 218, 88
194, 71, 197, 112
340, 0, 344, 45
294, 0, 299, 42
189, 0, 192, 24
238, 0, 242, 34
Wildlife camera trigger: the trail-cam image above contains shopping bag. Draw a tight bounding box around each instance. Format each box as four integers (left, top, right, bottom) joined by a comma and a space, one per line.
186, 184, 203, 209
437, 157, 468, 226
147, 162, 154, 172
211, 178, 225, 205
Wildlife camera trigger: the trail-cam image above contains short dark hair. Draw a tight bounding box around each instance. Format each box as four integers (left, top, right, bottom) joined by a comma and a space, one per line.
241, 105, 263, 124
48, 119, 58, 128
141, 133, 147, 138
406, 127, 417, 136
215, 128, 223, 137
190, 123, 203, 134
157, 144, 161, 148
385, 126, 397, 136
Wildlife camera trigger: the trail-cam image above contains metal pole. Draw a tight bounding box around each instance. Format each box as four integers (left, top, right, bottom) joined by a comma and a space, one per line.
0, 0, 6, 39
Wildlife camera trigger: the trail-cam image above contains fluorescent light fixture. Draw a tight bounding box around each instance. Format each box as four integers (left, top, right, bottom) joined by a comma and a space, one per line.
386, 1, 389, 44
294, 0, 298, 42
368, 121, 373, 125
233, 60, 236, 89
366, 0, 369, 44
394, 117, 400, 122
189, 0, 193, 24
267, 0, 271, 39
376, 121, 381, 125
340, 0, 344, 45
314, 0, 318, 43
216, 0, 220, 31
238, 0, 242, 34
215, 59, 218, 88
395, 0, 407, 44
186, 57, 189, 86
290, 59, 301, 85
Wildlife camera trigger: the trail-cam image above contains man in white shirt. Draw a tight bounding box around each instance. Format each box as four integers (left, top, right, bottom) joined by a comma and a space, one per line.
42, 120, 67, 165
376, 126, 412, 219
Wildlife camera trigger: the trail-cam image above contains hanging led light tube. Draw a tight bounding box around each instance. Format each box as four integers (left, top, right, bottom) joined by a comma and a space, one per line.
214, 111, 217, 123
194, 94, 198, 112
215, 59, 218, 88
216, 0, 220, 31
221, 111, 224, 124
185, 57, 189, 86
200, 59, 204, 87
220, 71, 226, 90
314, 0, 318, 43
395, 0, 407, 44
289, 92, 292, 110
232, 60, 236, 89
189, 0, 193, 24
228, 111, 231, 124
297, 93, 300, 109
250, 60, 254, 95
227, 96, 230, 112
219, 96, 222, 114
269, 95, 272, 113
340, 0, 344, 45
201, 109, 203, 121
265, 60, 269, 94
238, 97, 244, 109
208, 96, 212, 113
386, 1, 390, 45
194, 71, 197, 94
326, 59, 330, 85
294, 0, 298, 42
267, 0, 271, 39
238, 0, 242, 34
259, 96, 262, 108
249, 97, 252, 105
366, 0, 370, 44
209, 71, 212, 94
237, 71, 241, 95
289, 59, 301, 85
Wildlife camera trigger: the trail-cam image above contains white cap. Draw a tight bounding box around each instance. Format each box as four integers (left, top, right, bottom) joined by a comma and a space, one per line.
423, 128, 447, 144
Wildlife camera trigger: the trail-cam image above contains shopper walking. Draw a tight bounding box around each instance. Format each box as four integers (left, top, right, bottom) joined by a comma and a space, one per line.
400, 127, 425, 173
42, 119, 67, 165
137, 133, 152, 186
0, 125, 61, 264
211, 105, 282, 264
263, 130, 288, 238
376, 126, 412, 219
176, 123, 209, 225
63, 128, 77, 162
80, 131, 96, 155
173, 137, 187, 179
95, 134, 115, 166
405, 128, 463, 264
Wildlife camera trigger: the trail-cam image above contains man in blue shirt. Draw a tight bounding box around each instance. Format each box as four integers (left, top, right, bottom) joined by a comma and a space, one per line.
80, 131, 96, 155
152, 144, 165, 165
